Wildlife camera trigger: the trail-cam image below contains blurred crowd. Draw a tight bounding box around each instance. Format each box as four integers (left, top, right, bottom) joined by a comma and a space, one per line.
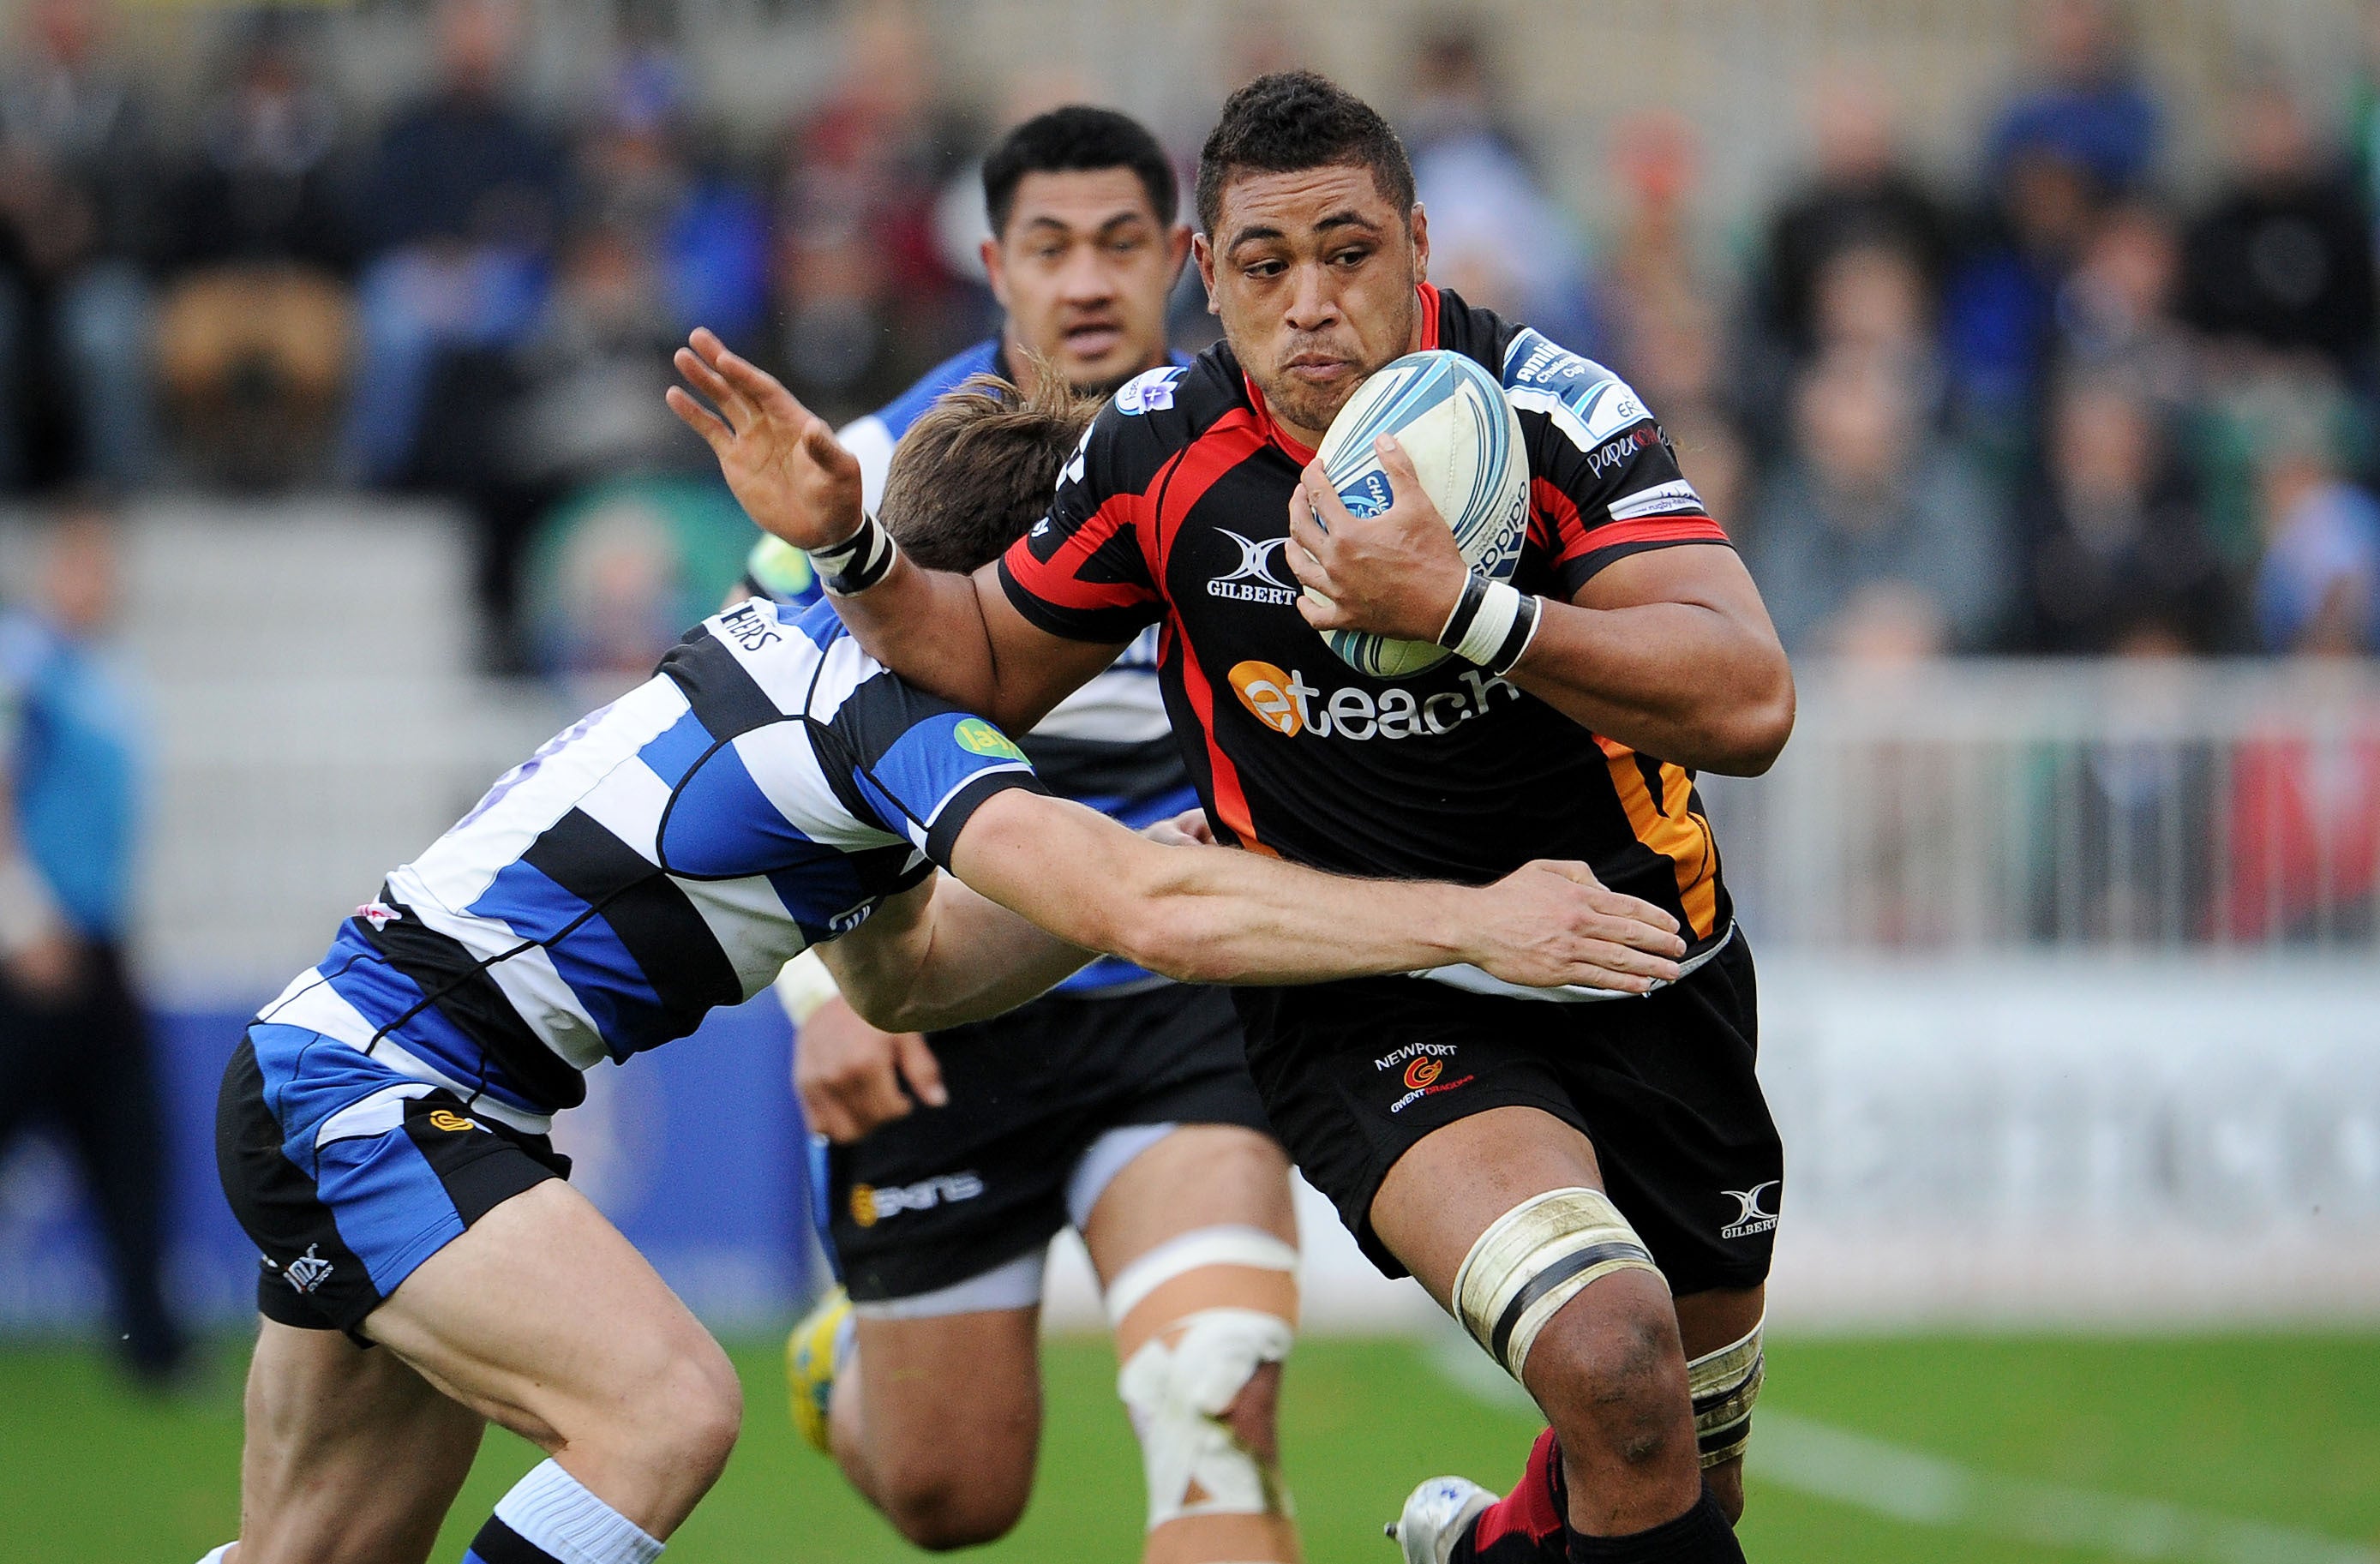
2, 0, 2377, 674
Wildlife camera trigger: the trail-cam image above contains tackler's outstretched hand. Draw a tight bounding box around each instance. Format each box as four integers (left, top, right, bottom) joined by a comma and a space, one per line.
667, 327, 865, 549
1463, 860, 1688, 993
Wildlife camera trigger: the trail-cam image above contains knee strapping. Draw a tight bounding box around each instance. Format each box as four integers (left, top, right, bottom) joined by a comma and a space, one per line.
1106, 1225, 1299, 1531
1452, 1187, 1665, 1383
1687, 1316, 1764, 1468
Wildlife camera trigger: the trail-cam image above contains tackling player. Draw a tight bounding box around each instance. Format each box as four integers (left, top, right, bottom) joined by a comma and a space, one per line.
200, 374, 1687, 1564
744, 109, 1319, 1564
670, 71, 1795, 1564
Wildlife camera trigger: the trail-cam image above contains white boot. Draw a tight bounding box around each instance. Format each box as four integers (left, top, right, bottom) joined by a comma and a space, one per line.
1385, 1475, 1496, 1564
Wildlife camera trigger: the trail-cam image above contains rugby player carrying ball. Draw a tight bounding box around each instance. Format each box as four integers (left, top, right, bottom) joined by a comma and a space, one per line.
674, 72, 1793, 1564
202, 375, 1685, 1564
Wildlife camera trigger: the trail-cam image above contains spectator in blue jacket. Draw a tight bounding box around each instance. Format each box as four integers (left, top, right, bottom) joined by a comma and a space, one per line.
0, 496, 182, 1382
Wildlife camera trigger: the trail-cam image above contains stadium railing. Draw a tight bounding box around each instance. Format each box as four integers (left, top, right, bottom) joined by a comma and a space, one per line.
1704, 658, 2380, 956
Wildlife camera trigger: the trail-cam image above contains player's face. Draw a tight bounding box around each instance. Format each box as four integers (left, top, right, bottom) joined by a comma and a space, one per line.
985, 168, 1190, 396
1196, 163, 1428, 446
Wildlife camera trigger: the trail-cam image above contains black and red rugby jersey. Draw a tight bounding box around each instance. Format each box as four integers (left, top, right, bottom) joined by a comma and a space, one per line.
998, 285, 1735, 951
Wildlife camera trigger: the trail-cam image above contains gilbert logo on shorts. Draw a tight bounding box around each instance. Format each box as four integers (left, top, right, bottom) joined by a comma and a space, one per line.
1721, 1181, 1780, 1241
849, 1172, 985, 1228
1227, 660, 1522, 741
1376, 1042, 1472, 1114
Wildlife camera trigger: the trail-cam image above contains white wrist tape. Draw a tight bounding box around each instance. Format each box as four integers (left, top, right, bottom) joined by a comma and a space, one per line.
0, 856, 63, 959
1437, 573, 1544, 674
773, 949, 842, 1027
805, 510, 899, 596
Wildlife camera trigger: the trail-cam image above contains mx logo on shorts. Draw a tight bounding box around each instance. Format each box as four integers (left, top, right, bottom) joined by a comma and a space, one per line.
1720, 1182, 1779, 1241
283, 1243, 334, 1294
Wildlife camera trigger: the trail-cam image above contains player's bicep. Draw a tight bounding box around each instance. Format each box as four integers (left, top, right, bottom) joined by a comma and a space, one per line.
973, 562, 1132, 731
1570, 537, 1778, 630
943, 790, 1148, 955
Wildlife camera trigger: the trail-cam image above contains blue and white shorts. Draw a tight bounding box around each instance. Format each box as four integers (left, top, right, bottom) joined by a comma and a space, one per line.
215, 1022, 569, 1339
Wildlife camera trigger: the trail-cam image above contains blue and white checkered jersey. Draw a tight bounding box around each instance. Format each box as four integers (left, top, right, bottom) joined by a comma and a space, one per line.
256, 596, 1047, 1125
848, 345, 1198, 996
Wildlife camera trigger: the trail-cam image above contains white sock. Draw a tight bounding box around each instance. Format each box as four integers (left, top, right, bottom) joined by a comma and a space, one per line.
487, 1459, 664, 1564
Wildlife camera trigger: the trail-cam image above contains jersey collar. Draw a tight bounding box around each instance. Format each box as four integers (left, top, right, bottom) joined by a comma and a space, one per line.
1238, 282, 1446, 465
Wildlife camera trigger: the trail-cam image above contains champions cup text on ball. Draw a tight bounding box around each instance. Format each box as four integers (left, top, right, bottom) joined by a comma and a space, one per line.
1310, 348, 1531, 679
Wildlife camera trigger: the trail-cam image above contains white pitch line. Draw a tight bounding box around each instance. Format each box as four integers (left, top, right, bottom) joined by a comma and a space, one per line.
1754, 1411, 2379, 1564
1421, 1334, 2379, 1564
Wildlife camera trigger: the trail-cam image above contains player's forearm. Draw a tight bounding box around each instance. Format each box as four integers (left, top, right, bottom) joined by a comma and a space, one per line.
1100, 850, 1476, 986
1508, 598, 1795, 776
819, 878, 1094, 1031
877, 884, 1095, 1030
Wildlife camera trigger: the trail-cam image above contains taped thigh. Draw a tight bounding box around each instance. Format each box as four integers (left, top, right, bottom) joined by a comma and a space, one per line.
1106, 1225, 1299, 1531
1687, 1315, 1764, 1467
1451, 1186, 1665, 1383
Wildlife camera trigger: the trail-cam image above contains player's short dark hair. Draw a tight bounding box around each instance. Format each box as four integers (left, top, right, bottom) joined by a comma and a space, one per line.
981, 105, 1178, 237
1196, 69, 1416, 235
880, 369, 1099, 574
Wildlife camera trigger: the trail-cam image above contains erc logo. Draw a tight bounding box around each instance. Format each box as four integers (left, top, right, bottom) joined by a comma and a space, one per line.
1227, 660, 1523, 741
953, 718, 1025, 760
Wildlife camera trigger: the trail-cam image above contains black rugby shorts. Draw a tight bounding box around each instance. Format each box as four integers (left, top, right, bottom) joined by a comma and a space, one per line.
1234, 932, 1780, 1297
821, 981, 1273, 1303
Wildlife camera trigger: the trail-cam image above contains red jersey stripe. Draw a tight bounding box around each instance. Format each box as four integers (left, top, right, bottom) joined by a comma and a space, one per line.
1574, 515, 1729, 553
1150, 409, 1267, 583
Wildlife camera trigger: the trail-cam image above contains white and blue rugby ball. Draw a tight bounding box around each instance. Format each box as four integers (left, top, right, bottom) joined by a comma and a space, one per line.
1310, 349, 1529, 678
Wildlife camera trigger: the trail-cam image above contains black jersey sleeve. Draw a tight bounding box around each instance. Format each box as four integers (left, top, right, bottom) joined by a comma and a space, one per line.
996, 367, 1188, 644
1496, 324, 1732, 597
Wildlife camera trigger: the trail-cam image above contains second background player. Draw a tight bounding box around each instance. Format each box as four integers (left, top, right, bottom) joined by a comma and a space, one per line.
750, 108, 1308, 1564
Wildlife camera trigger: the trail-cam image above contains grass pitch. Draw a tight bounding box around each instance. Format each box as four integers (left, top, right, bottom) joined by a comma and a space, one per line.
6, 1331, 2377, 1562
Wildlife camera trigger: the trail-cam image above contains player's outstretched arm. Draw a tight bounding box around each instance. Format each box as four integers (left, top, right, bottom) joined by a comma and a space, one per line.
814, 871, 1100, 1034
948, 791, 1689, 991
667, 328, 1106, 730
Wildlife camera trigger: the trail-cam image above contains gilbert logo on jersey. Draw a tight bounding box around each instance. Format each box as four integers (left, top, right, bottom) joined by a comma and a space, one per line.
1208, 530, 1299, 607
1227, 659, 1522, 741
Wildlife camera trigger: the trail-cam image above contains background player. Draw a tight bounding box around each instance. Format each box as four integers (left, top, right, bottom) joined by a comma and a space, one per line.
204, 372, 1688, 1564
752, 108, 1320, 1564
670, 69, 1796, 1564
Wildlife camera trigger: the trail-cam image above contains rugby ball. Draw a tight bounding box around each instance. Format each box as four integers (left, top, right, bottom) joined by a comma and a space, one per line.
1310, 349, 1529, 678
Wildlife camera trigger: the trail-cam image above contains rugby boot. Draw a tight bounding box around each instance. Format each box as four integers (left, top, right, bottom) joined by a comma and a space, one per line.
1387, 1476, 1496, 1563
1387, 1427, 1569, 1562
785, 1285, 853, 1453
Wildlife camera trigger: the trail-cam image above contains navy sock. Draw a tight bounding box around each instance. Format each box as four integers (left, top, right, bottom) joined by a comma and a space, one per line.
1566, 1486, 1743, 1564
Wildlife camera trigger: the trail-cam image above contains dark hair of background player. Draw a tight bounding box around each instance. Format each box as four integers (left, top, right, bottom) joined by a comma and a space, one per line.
878, 369, 1099, 574
1195, 69, 1418, 236
981, 105, 1180, 237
